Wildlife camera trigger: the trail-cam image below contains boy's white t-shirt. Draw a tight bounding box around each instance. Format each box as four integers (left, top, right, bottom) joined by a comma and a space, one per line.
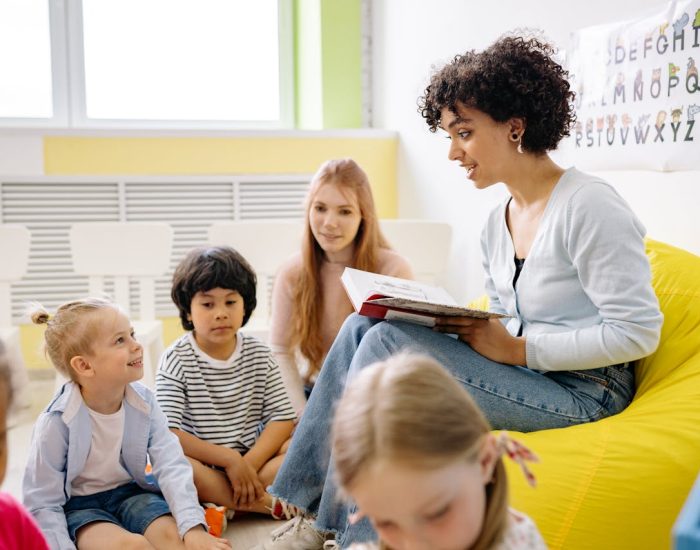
70, 403, 133, 496
187, 331, 241, 368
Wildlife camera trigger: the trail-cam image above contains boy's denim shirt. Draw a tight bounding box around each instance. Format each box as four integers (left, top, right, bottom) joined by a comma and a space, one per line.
22, 381, 206, 550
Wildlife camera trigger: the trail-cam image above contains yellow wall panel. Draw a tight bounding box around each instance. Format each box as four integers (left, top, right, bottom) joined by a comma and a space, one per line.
44, 136, 398, 217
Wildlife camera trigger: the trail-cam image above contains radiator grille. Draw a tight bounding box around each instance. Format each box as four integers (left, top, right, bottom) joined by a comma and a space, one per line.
0, 176, 309, 320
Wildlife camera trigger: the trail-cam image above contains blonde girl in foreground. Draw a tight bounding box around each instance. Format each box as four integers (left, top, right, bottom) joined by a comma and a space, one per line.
330, 353, 546, 550
23, 298, 230, 550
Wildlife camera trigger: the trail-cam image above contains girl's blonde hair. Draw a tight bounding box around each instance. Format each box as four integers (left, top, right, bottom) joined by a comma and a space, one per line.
30, 297, 118, 381
291, 158, 390, 380
332, 353, 509, 550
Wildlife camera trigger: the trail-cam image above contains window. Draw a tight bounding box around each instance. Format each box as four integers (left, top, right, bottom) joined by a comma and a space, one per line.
0, 0, 57, 122
0, 0, 292, 128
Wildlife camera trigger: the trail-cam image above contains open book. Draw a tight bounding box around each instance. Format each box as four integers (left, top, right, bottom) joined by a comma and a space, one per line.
341, 267, 508, 327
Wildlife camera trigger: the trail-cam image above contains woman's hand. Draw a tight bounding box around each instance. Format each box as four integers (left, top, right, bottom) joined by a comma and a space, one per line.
434, 316, 526, 365
183, 526, 232, 549
224, 451, 265, 508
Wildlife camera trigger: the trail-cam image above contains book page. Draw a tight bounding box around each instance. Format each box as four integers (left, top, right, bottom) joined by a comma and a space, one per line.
341, 267, 457, 308
385, 309, 437, 327
372, 279, 429, 301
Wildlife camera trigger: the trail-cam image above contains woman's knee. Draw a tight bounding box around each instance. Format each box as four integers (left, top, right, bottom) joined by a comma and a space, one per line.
360, 320, 414, 356
319, 315, 378, 379
339, 313, 377, 340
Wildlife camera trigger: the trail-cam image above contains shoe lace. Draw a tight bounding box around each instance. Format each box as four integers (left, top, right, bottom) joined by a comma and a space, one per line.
270, 515, 308, 541
269, 496, 304, 520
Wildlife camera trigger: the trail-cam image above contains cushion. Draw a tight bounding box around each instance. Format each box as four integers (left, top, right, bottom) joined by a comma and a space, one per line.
501, 239, 700, 549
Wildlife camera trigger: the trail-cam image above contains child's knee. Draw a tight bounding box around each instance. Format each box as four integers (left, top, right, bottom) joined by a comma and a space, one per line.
143, 515, 181, 546
278, 437, 292, 454
186, 455, 203, 467
186, 456, 206, 477
115, 533, 153, 550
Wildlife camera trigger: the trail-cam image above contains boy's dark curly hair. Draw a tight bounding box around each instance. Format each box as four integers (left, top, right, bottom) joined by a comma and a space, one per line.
171, 246, 257, 330
418, 34, 576, 154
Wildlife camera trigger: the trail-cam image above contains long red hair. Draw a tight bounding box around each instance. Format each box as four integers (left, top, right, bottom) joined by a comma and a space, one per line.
291, 158, 390, 380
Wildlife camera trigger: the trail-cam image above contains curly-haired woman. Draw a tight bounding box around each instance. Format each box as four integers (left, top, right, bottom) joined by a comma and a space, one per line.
254, 34, 663, 550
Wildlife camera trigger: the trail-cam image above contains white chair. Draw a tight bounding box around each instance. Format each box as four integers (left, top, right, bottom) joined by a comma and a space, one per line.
208, 220, 304, 342
0, 224, 32, 423
379, 219, 452, 284
68, 222, 174, 388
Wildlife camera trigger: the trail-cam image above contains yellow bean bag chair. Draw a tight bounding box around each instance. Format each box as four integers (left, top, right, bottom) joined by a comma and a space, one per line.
497, 239, 700, 550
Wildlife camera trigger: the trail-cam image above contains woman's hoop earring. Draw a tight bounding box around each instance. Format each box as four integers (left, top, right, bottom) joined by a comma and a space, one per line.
511, 132, 524, 154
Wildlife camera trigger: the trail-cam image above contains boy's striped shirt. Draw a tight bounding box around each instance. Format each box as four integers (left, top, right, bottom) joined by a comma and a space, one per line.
156, 332, 296, 453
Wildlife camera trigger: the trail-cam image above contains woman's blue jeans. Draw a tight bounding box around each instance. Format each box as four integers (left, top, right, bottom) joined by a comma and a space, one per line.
268, 314, 634, 546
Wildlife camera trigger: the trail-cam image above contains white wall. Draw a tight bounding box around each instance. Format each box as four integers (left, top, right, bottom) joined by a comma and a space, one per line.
0, 134, 43, 175
372, 0, 700, 303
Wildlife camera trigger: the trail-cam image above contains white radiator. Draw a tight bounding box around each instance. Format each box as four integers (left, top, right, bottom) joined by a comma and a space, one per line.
0, 175, 310, 321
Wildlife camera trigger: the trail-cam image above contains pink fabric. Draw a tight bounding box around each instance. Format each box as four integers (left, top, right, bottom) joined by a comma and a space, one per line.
270, 248, 413, 364
0, 492, 49, 550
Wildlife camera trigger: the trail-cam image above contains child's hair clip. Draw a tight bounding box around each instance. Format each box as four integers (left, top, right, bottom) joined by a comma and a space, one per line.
495, 431, 539, 488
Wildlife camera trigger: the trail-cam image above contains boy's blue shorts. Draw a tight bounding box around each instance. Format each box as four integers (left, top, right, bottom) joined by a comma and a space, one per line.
64, 481, 171, 542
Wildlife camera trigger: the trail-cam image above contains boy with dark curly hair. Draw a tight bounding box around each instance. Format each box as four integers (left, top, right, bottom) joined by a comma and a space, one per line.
253, 33, 662, 550
156, 246, 298, 522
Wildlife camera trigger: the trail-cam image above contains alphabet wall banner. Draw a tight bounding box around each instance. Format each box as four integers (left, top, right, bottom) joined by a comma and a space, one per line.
565, 0, 700, 170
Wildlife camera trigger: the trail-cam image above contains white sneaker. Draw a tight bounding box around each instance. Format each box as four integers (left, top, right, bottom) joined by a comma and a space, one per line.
252, 516, 332, 550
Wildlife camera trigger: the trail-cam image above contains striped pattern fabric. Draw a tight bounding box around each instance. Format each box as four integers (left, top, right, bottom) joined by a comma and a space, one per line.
156, 332, 296, 453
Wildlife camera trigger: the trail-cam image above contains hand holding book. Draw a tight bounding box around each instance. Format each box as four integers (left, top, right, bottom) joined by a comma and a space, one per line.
433, 315, 527, 365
